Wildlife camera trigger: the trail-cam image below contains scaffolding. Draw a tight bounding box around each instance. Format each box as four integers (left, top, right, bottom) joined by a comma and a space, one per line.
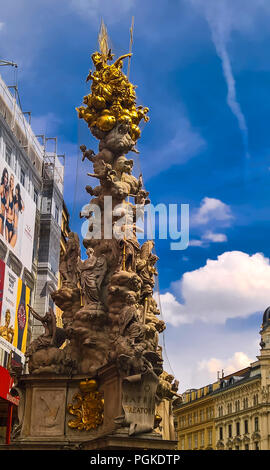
42, 137, 65, 194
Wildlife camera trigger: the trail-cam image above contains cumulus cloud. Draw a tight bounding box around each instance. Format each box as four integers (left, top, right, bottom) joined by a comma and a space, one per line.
198, 351, 253, 382
202, 231, 227, 243
189, 231, 227, 247
164, 318, 260, 391
155, 292, 191, 326
191, 197, 233, 226
159, 251, 270, 325
188, 197, 231, 247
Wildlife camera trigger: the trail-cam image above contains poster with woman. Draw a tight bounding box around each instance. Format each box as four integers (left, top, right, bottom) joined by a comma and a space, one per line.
0, 159, 36, 272
0, 259, 5, 319
0, 265, 18, 352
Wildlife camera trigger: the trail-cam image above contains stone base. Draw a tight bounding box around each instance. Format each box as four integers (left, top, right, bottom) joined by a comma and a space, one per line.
79, 431, 177, 450
3, 431, 176, 450
8, 364, 177, 451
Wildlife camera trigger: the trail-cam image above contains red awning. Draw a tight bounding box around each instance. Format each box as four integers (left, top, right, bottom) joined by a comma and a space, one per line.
0, 366, 19, 406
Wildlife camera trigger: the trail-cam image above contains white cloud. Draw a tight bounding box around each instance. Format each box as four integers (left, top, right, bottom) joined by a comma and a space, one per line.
159, 251, 270, 326
190, 0, 251, 158
198, 351, 253, 382
163, 317, 260, 391
188, 197, 231, 247
202, 231, 227, 243
155, 292, 191, 326
0, 22, 4, 31
189, 230, 228, 247
191, 197, 233, 226
189, 239, 204, 247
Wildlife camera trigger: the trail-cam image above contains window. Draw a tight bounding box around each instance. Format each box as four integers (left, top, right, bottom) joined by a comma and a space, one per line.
208, 428, 212, 445
245, 444, 249, 450
236, 422, 240, 436
34, 188, 38, 205
181, 437, 185, 450
20, 168, 25, 187
47, 199, 51, 213
243, 398, 249, 409
5, 145, 11, 166
218, 406, 223, 417
254, 417, 259, 432
244, 419, 249, 434
228, 424, 232, 438
200, 410, 204, 422
200, 430, 204, 447
235, 445, 240, 450
219, 427, 223, 441
188, 413, 192, 425
188, 435, 192, 450
235, 400, 240, 412
253, 394, 258, 406
194, 433, 198, 448
227, 402, 232, 414
255, 442, 259, 450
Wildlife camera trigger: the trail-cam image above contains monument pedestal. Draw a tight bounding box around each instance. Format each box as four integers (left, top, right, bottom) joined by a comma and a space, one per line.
6, 364, 177, 450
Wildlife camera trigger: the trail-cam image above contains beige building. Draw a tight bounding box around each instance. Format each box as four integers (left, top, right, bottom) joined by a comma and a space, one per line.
175, 308, 270, 450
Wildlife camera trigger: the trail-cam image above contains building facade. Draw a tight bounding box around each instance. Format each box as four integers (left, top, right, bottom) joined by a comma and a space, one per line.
55, 201, 71, 328
0, 72, 66, 443
176, 386, 217, 450
175, 309, 270, 450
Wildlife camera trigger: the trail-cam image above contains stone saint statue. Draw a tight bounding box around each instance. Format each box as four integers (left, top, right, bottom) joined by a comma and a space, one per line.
59, 232, 81, 286
26, 305, 66, 356
77, 248, 107, 305
27, 306, 57, 350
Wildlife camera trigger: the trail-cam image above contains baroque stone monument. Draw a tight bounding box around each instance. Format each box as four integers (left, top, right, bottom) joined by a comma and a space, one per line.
9, 25, 179, 450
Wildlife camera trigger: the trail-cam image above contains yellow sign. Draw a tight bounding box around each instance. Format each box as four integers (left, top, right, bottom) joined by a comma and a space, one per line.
13, 278, 30, 354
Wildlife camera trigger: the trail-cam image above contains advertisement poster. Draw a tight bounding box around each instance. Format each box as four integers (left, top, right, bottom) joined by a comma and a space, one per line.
0, 258, 5, 320
0, 264, 30, 363
0, 158, 36, 272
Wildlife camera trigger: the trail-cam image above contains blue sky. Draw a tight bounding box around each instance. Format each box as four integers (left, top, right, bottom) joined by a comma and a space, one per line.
1, 0, 270, 391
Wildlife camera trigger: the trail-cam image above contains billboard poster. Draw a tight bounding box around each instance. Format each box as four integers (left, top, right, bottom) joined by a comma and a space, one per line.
0, 258, 5, 319
0, 157, 36, 272
0, 264, 30, 364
